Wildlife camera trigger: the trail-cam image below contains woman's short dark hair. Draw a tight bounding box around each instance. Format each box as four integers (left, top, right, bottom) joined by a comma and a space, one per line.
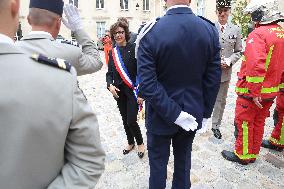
110, 21, 130, 42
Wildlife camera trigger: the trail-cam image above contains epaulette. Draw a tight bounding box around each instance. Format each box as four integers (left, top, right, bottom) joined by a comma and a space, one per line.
61, 39, 80, 47
31, 54, 72, 72
135, 17, 160, 58
198, 16, 215, 26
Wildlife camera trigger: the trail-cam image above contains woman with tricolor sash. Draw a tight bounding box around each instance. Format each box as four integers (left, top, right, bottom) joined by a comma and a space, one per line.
106, 21, 145, 158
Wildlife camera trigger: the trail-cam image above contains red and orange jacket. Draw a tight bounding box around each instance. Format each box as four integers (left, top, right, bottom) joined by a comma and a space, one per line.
236, 24, 284, 99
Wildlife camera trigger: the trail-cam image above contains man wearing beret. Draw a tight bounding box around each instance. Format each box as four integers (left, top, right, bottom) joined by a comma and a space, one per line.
0, 0, 105, 188
16, 0, 103, 76
211, 0, 242, 139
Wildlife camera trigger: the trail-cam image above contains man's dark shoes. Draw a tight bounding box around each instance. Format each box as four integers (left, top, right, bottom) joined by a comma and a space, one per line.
221, 150, 251, 165
212, 128, 222, 139
123, 144, 135, 155
261, 140, 284, 152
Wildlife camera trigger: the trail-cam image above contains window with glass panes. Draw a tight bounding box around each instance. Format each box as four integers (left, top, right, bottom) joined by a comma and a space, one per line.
197, 0, 205, 16
120, 0, 128, 10
143, 0, 150, 11
69, 0, 78, 7
96, 0, 104, 9
97, 22, 106, 38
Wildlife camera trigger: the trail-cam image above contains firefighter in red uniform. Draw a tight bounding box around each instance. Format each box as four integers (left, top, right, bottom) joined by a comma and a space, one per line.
102, 30, 112, 65
222, 0, 284, 165
262, 74, 284, 151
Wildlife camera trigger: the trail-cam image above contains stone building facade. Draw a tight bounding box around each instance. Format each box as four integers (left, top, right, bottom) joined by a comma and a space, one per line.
18, 0, 284, 40
18, 0, 221, 40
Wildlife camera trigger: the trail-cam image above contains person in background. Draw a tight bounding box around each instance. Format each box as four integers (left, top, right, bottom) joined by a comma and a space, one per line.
222, 0, 284, 165
102, 30, 112, 64
211, 0, 242, 139
0, 0, 105, 188
106, 20, 145, 159
16, 0, 102, 76
136, 0, 221, 188
262, 73, 284, 151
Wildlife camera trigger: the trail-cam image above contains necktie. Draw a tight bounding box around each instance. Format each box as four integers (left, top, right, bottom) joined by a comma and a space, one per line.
221, 25, 225, 33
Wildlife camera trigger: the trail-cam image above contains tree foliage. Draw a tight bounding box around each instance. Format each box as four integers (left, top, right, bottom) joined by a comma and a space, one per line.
231, 0, 251, 38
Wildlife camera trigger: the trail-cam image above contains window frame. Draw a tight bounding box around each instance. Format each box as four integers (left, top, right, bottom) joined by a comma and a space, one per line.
96, 0, 104, 9
120, 0, 129, 11
143, 0, 150, 11
69, 0, 78, 7
96, 21, 106, 39
197, 0, 205, 16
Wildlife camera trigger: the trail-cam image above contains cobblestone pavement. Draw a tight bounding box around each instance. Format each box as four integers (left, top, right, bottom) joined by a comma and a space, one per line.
78, 52, 284, 189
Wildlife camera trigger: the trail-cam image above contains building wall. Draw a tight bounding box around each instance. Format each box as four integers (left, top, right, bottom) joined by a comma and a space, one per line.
22, 0, 282, 41
19, 0, 166, 41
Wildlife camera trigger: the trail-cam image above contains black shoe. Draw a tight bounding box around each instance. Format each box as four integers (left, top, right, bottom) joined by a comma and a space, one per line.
212, 128, 222, 139
137, 144, 145, 159
221, 150, 251, 165
137, 151, 145, 159
261, 140, 284, 152
123, 144, 135, 155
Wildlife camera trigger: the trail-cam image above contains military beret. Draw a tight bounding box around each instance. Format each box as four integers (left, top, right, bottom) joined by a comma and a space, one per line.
29, 0, 64, 16
216, 0, 231, 9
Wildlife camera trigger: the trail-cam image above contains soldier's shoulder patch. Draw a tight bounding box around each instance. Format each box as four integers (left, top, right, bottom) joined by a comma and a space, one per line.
31, 54, 72, 72
60, 39, 80, 47
198, 16, 215, 26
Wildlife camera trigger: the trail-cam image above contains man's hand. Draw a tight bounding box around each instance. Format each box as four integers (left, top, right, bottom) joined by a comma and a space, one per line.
174, 111, 198, 132
221, 56, 231, 69
108, 84, 120, 98
62, 4, 83, 31
221, 63, 229, 69
137, 97, 144, 105
253, 96, 263, 109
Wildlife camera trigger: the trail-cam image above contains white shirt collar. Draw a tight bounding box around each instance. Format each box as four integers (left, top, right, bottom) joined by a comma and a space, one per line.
167, 5, 190, 12
29, 31, 53, 38
218, 22, 228, 30
0, 33, 14, 44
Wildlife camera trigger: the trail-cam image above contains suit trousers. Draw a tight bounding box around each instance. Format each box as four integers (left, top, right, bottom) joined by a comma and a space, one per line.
147, 129, 195, 189
212, 80, 230, 129
116, 85, 143, 145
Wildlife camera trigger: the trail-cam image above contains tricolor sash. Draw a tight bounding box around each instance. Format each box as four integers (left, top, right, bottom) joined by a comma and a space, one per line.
112, 46, 142, 111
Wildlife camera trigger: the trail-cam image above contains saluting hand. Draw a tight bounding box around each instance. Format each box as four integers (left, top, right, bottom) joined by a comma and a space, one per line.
109, 84, 120, 98
62, 4, 83, 31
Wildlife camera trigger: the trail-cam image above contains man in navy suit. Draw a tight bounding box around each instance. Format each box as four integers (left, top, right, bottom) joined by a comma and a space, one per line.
137, 0, 221, 188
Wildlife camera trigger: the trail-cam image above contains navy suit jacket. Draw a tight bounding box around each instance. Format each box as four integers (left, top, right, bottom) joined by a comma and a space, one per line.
137, 7, 221, 135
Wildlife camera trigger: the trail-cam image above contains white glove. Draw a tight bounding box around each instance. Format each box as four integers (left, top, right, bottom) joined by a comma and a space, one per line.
174, 111, 198, 132
196, 118, 208, 134
62, 4, 83, 31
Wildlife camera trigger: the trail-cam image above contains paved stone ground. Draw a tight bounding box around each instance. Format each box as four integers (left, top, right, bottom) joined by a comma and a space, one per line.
78, 52, 284, 189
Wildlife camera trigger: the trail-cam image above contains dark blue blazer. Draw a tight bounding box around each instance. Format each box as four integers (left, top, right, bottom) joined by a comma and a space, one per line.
137, 7, 221, 135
